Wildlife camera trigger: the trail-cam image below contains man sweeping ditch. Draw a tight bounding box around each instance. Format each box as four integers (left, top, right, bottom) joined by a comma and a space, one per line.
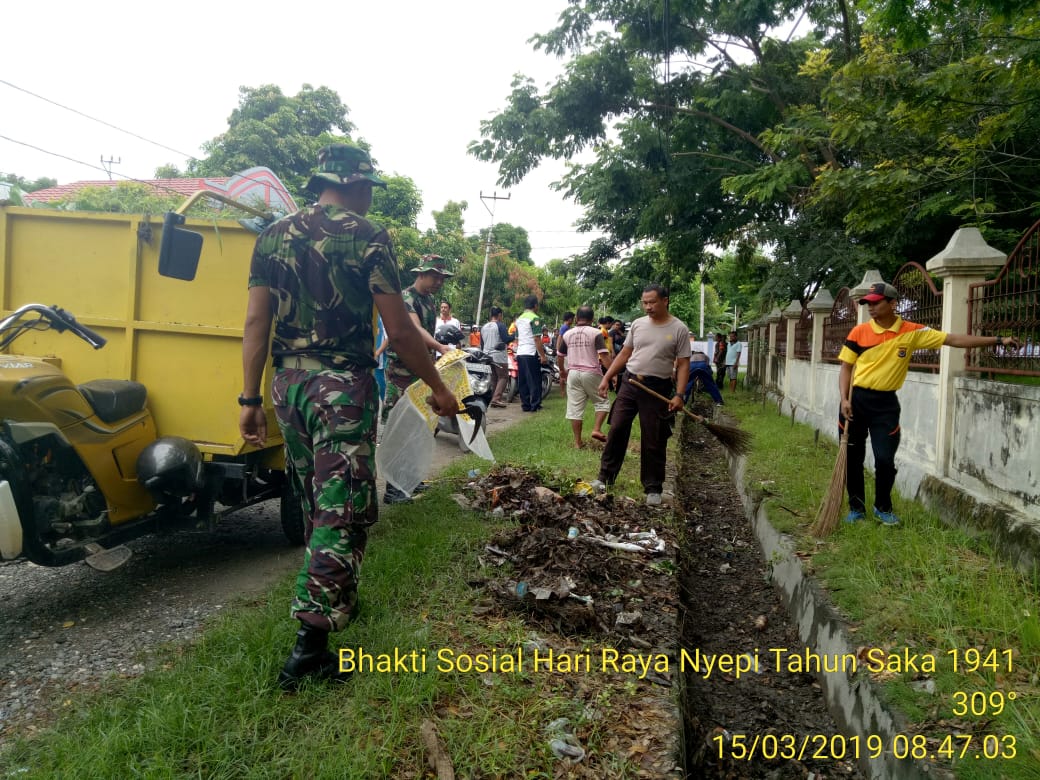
589, 284, 691, 507
836, 281, 1020, 527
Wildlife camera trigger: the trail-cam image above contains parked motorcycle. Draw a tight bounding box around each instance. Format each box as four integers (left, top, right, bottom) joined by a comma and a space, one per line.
504, 346, 519, 403
540, 343, 561, 401
0, 304, 289, 568
433, 326, 494, 451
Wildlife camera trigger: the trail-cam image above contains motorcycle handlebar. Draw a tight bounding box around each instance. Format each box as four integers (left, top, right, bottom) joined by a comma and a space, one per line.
52, 307, 107, 349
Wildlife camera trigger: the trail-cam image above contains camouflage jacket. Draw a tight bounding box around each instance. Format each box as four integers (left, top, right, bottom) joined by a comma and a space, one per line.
385, 285, 436, 376
248, 204, 401, 369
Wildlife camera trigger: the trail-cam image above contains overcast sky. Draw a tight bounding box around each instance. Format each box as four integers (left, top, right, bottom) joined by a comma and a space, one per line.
1, 0, 599, 264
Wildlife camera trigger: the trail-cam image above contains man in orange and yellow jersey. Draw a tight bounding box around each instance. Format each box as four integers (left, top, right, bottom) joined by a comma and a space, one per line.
838, 281, 1020, 526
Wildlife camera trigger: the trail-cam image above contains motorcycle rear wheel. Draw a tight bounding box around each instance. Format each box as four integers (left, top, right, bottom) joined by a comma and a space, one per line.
540, 372, 552, 403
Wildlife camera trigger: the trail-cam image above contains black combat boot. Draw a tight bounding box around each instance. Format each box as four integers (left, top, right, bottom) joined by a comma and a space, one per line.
276, 624, 352, 691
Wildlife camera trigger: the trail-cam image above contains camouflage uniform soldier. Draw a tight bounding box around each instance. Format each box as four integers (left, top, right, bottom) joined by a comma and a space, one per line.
381, 254, 454, 504
240, 144, 458, 690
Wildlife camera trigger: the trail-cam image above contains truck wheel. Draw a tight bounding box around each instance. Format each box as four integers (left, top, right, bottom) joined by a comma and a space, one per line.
280, 485, 306, 546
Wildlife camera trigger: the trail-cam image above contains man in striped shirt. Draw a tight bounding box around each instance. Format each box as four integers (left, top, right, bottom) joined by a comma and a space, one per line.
557, 306, 614, 448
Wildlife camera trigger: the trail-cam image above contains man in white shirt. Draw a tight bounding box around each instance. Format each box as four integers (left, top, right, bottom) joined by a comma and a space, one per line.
512, 295, 548, 412
435, 301, 461, 340
725, 330, 743, 392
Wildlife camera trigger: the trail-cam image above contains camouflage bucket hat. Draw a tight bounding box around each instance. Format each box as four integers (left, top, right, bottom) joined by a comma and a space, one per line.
305, 144, 386, 195
410, 254, 454, 277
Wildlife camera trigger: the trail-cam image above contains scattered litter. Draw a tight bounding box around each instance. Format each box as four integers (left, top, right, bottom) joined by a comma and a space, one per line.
546, 717, 586, 762
910, 678, 936, 694
532, 485, 561, 503
573, 481, 595, 496
584, 529, 666, 554
615, 611, 642, 629
457, 466, 676, 651
450, 494, 473, 509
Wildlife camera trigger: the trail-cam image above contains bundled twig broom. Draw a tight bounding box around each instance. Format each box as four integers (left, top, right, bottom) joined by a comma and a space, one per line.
810, 381, 854, 537
809, 424, 849, 537
629, 379, 752, 457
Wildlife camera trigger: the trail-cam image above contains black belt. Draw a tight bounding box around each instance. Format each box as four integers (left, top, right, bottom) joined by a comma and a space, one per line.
625, 371, 672, 391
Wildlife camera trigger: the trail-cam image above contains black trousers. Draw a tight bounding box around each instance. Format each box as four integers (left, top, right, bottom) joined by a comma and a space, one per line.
598, 372, 675, 494
841, 387, 901, 513
517, 355, 542, 410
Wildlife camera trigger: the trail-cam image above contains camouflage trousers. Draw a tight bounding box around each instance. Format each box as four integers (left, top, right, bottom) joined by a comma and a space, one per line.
273, 367, 378, 633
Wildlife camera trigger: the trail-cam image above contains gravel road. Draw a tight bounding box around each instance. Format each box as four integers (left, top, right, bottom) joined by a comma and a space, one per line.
0, 401, 525, 741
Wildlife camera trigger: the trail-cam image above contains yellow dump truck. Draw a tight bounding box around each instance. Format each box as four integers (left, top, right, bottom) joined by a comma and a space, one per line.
0, 199, 299, 568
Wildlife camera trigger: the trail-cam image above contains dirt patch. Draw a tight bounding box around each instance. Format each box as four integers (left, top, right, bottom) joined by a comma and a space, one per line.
460, 410, 864, 778
460, 466, 683, 777
676, 413, 863, 779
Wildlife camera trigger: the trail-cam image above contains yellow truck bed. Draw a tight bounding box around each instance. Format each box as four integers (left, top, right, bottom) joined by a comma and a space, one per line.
0, 205, 278, 456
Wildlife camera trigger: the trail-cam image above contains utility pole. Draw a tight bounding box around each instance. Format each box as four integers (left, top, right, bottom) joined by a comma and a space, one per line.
100, 155, 121, 180
474, 191, 510, 324
699, 279, 705, 338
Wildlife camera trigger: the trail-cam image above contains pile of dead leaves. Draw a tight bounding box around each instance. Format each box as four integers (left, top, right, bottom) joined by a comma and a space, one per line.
454, 466, 678, 655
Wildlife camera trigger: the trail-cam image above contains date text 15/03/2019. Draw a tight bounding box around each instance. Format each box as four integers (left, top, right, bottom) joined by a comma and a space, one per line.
714, 733, 1018, 762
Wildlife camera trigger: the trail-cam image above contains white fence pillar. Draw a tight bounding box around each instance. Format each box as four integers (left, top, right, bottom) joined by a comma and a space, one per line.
766, 307, 782, 390
926, 228, 1007, 476
782, 300, 800, 399
808, 288, 835, 414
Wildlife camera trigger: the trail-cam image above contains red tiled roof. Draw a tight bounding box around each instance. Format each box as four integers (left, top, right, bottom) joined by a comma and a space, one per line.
24, 178, 232, 203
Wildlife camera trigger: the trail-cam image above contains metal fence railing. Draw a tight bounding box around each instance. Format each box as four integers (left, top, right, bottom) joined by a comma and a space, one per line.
966, 219, 1040, 377
822, 288, 855, 363
774, 315, 788, 358
794, 307, 812, 360
892, 261, 944, 372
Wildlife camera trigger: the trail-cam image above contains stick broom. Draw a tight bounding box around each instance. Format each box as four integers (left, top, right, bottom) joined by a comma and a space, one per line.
809, 425, 848, 537
629, 379, 752, 457
810, 383, 853, 537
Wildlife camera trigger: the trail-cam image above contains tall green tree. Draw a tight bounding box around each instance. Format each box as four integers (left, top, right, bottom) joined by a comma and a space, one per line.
470, 222, 533, 265
1, 173, 57, 192
189, 84, 355, 203
372, 175, 422, 228
472, 0, 1040, 300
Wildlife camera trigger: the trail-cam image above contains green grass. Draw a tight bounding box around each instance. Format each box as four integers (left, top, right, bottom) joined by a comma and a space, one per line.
0, 393, 661, 779
4, 386, 1038, 778
729, 386, 1040, 779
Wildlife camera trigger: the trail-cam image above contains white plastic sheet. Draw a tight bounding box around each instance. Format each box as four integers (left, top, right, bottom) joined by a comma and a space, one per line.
375, 350, 495, 494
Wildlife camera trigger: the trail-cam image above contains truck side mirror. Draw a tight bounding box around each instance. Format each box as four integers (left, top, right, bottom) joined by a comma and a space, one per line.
158, 212, 203, 281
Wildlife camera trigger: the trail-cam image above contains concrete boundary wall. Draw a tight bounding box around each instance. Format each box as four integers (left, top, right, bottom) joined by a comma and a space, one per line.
744, 229, 1040, 569
731, 455, 952, 780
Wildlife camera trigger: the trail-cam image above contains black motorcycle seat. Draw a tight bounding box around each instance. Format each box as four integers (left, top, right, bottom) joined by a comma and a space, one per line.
78, 380, 148, 423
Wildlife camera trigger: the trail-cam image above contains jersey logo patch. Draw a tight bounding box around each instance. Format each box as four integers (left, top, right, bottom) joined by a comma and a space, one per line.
898, 348, 907, 358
